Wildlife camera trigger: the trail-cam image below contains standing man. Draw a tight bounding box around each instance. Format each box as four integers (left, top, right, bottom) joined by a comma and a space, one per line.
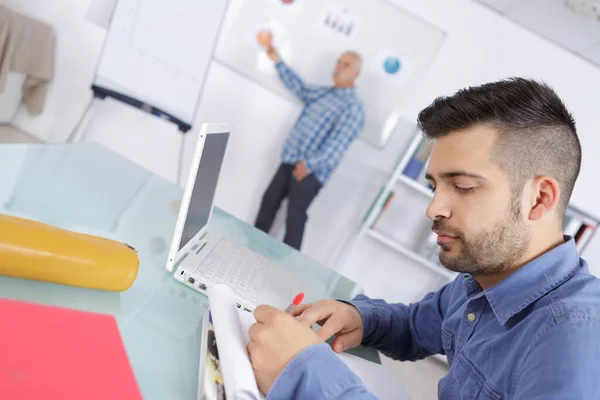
254, 31, 365, 250
247, 78, 600, 398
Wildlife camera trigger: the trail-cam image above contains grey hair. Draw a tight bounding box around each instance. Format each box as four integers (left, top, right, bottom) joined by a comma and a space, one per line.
344, 51, 362, 72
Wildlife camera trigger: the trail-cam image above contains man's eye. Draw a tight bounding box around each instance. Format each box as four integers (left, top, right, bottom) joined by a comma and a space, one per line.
455, 186, 474, 194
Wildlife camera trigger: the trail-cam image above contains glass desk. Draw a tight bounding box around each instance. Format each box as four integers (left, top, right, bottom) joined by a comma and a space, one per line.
0, 144, 377, 399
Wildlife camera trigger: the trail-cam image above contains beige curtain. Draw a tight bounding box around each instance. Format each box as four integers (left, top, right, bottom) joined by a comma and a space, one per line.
0, 5, 55, 115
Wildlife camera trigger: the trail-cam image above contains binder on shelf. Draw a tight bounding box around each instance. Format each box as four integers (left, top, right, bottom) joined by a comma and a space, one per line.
575, 224, 595, 253
415, 160, 434, 191
362, 188, 389, 225
371, 191, 395, 229
563, 215, 582, 238
402, 137, 433, 180
361, 189, 382, 225
562, 206, 598, 254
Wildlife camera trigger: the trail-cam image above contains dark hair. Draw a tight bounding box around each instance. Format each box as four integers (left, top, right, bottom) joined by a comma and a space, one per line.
417, 77, 581, 217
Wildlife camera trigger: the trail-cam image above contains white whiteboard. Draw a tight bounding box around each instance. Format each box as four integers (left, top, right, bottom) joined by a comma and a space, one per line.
93, 0, 229, 127
214, 0, 446, 148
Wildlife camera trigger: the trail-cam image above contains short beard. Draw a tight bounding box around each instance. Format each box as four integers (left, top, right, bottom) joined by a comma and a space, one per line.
436, 194, 530, 276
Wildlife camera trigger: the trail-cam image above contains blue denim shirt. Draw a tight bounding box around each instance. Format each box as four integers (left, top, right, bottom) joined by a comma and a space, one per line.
268, 237, 600, 399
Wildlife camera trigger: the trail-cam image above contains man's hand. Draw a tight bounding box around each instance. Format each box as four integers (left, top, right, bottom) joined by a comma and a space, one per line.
293, 161, 310, 181
247, 305, 323, 395
292, 299, 364, 353
256, 30, 280, 62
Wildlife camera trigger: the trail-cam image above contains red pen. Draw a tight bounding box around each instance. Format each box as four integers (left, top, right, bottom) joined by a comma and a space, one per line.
285, 292, 304, 313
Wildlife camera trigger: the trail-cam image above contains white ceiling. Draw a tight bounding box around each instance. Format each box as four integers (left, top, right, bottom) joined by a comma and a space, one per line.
476, 0, 600, 68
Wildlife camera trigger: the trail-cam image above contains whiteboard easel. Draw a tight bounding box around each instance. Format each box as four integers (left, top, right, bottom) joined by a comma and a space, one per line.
69, 0, 230, 185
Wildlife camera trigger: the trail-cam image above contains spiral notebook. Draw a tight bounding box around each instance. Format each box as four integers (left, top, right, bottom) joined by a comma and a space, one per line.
198, 285, 411, 400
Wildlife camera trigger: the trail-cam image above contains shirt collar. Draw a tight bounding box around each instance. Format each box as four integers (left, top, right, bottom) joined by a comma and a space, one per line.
462, 236, 582, 326
333, 86, 357, 98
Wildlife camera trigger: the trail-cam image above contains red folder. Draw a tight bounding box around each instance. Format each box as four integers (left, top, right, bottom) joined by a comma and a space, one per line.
0, 298, 142, 399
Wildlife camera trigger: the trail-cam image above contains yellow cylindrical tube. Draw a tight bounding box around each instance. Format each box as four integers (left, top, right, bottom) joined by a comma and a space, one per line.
0, 214, 139, 292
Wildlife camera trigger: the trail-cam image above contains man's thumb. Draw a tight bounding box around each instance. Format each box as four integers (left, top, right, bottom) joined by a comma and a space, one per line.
332, 335, 349, 353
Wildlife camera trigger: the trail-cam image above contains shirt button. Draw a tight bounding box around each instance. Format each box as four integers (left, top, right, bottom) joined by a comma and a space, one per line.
467, 313, 476, 322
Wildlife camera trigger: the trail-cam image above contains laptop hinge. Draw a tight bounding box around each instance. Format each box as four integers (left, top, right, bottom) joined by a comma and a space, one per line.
196, 239, 207, 254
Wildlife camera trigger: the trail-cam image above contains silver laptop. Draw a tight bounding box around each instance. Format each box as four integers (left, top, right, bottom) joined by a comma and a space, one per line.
165, 123, 308, 312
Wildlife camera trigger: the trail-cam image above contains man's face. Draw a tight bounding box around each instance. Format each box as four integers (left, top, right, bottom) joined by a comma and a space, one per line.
333, 53, 359, 86
425, 125, 531, 276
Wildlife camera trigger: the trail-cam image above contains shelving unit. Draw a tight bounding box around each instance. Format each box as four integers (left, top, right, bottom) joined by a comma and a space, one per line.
333, 132, 452, 365
563, 204, 599, 253
331, 130, 456, 297
341, 131, 600, 285
337, 132, 453, 277
397, 174, 433, 198
337, 130, 600, 368
365, 229, 456, 281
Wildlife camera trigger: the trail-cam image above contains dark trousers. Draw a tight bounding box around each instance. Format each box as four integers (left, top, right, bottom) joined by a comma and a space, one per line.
254, 163, 322, 250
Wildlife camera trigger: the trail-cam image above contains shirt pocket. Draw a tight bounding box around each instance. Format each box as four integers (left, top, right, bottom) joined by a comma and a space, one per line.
447, 354, 503, 400
441, 328, 455, 365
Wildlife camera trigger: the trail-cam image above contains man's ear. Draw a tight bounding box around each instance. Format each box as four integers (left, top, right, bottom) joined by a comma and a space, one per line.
528, 176, 561, 221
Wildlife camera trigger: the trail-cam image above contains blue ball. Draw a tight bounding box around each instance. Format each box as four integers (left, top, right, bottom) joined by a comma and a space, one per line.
384, 57, 401, 75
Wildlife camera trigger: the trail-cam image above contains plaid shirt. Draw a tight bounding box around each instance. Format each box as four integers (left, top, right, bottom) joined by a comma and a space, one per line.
276, 61, 364, 184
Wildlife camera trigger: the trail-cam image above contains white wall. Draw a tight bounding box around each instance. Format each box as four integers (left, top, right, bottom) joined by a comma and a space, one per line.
388, 0, 600, 217
342, 0, 600, 300
9, 0, 600, 303
10, 1, 105, 142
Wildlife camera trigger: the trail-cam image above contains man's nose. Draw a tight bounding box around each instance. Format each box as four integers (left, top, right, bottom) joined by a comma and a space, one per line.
426, 191, 451, 221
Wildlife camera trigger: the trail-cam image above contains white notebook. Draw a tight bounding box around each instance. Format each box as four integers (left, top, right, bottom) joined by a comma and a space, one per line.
199, 284, 411, 400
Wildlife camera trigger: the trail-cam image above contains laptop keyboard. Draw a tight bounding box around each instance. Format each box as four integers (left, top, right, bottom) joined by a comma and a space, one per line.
191, 236, 267, 304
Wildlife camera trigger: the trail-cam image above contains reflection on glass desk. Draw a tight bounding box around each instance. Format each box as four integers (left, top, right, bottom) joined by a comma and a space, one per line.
0, 144, 378, 399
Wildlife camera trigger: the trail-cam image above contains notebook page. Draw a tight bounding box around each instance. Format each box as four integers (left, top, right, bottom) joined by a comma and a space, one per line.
206, 285, 260, 400
236, 303, 411, 400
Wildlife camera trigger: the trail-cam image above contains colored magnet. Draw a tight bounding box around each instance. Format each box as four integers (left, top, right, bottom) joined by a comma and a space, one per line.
384, 57, 401, 74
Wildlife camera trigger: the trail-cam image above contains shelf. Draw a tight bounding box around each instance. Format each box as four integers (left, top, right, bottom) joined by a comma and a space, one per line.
397, 174, 433, 198
365, 229, 457, 281
565, 207, 599, 229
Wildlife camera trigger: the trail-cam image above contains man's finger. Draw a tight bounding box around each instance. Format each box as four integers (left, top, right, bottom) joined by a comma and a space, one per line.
290, 303, 311, 317
332, 335, 350, 353
247, 340, 256, 358
315, 315, 345, 341
248, 322, 264, 342
253, 304, 279, 324
296, 305, 334, 327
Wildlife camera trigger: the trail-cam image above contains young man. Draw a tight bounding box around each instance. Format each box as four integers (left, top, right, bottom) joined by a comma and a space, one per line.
247, 78, 600, 398
254, 31, 365, 250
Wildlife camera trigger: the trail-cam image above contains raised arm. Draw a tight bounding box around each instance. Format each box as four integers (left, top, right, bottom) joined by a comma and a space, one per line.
257, 30, 327, 104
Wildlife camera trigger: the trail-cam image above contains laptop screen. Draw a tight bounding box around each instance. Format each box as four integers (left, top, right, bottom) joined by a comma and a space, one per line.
178, 131, 230, 250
